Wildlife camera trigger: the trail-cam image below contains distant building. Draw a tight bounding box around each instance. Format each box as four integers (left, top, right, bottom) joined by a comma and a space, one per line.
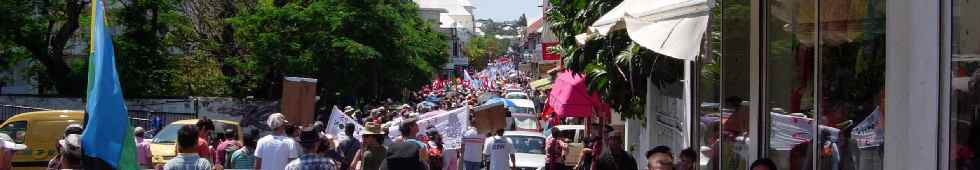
414, 0, 476, 75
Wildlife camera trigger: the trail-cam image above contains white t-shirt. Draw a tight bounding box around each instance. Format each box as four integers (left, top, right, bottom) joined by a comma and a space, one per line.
462, 127, 485, 162
254, 134, 300, 170
483, 136, 515, 170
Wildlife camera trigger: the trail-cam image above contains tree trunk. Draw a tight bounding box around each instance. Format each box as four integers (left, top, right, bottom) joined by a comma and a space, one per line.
26, 0, 86, 96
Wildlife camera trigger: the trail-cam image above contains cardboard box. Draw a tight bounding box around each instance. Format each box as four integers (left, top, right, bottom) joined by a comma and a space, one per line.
281, 77, 317, 125
472, 103, 507, 135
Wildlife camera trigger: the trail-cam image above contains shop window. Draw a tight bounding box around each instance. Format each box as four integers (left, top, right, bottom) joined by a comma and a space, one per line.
765, 0, 817, 168
950, 0, 980, 169
699, 0, 753, 169
765, 0, 886, 169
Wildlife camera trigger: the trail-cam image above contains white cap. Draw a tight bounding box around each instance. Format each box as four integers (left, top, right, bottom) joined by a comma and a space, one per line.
267, 113, 288, 129
0, 133, 26, 151
59, 134, 82, 153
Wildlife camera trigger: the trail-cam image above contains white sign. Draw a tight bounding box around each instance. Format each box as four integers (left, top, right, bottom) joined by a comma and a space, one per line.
326, 106, 364, 141
851, 107, 884, 149
417, 107, 470, 149
769, 113, 813, 151
770, 113, 841, 151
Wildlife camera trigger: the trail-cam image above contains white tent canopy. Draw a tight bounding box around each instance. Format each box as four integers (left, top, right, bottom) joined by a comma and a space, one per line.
580, 0, 714, 61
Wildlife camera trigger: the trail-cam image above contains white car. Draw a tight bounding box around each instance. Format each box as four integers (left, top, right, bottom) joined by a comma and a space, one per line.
503, 131, 546, 170
552, 125, 586, 166
506, 99, 536, 113
505, 92, 530, 100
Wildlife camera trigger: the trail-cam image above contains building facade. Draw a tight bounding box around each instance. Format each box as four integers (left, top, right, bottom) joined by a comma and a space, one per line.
621, 0, 980, 170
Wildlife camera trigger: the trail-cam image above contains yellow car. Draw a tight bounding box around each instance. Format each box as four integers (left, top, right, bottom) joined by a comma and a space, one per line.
0, 110, 84, 170
149, 119, 242, 165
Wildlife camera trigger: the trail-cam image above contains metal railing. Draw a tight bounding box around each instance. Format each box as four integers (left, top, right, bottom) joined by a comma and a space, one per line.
0, 105, 198, 132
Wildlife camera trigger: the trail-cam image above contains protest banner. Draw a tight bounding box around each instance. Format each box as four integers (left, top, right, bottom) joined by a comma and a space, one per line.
326, 106, 364, 141
851, 107, 884, 149
417, 106, 470, 149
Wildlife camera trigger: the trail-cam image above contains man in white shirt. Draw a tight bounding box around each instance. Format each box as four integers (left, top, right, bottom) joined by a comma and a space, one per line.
483, 129, 515, 170
461, 126, 485, 170
255, 113, 300, 170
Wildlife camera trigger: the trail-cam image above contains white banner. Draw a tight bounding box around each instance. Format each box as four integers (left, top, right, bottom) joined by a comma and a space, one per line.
769, 113, 815, 151
417, 107, 470, 149
326, 106, 364, 141
851, 107, 884, 149
770, 112, 841, 151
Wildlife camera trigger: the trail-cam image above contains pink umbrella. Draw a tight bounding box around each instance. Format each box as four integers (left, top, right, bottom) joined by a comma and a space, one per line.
547, 71, 611, 118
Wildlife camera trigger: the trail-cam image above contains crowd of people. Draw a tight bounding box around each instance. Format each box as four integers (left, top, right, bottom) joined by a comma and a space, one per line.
0, 62, 776, 170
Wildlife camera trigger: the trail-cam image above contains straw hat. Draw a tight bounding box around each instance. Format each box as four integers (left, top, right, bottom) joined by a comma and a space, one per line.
362, 122, 385, 135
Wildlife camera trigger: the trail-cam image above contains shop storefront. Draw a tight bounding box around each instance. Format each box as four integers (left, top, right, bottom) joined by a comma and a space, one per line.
619, 0, 976, 169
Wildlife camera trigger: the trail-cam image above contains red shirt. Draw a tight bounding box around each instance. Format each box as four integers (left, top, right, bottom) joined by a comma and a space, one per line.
197, 137, 212, 160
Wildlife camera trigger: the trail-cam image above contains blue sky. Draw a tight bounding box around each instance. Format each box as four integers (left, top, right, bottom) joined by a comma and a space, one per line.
471, 0, 544, 22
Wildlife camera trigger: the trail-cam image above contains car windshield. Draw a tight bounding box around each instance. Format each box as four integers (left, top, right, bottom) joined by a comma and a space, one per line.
153, 124, 182, 144
505, 93, 528, 99
153, 122, 238, 144
508, 107, 533, 113
513, 117, 539, 130
506, 135, 545, 154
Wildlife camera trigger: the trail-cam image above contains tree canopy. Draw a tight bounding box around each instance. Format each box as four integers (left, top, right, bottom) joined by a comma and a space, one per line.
0, 0, 449, 108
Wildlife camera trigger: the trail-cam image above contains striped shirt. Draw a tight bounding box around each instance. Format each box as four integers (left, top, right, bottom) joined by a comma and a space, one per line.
229, 147, 257, 169
164, 153, 213, 170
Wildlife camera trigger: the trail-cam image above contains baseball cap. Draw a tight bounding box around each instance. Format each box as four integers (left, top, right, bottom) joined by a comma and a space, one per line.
267, 113, 288, 129
64, 123, 83, 135
59, 134, 82, 157
0, 133, 26, 151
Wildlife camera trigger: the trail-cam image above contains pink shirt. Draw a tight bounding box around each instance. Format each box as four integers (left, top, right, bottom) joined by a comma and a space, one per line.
214, 140, 241, 166
135, 137, 153, 168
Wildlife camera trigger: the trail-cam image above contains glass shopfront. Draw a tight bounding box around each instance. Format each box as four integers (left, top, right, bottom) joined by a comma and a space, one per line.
764, 0, 886, 169
697, 0, 887, 169
697, 0, 752, 169
655, 0, 958, 169
950, 0, 980, 169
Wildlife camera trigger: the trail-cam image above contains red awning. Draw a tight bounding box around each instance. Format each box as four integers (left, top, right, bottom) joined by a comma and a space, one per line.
546, 71, 611, 118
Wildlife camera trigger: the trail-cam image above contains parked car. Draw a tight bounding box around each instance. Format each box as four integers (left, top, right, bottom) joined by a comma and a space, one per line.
503, 131, 546, 170
150, 119, 242, 165
0, 110, 83, 170
553, 125, 586, 167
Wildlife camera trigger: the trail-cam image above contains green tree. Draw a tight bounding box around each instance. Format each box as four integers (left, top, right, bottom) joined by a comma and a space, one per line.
112, 0, 197, 97
0, 0, 88, 96
229, 0, 447, 110
465, 34, 507, 70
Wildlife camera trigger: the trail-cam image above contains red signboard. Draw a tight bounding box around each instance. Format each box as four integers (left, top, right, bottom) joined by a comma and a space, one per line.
542, 41, 560, 61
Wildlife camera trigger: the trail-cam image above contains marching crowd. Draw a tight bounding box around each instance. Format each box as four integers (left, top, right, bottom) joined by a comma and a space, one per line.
0, 66, 787, 170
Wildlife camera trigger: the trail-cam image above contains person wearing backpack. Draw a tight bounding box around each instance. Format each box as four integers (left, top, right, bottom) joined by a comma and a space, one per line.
215, 128, 242, 167
546, 128, 568, 170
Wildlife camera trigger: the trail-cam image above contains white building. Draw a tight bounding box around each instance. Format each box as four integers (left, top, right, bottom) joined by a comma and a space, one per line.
414, 0, 477, 70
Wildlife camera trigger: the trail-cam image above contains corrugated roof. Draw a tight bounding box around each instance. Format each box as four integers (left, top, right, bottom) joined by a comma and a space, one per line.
526, 17, 543, 33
